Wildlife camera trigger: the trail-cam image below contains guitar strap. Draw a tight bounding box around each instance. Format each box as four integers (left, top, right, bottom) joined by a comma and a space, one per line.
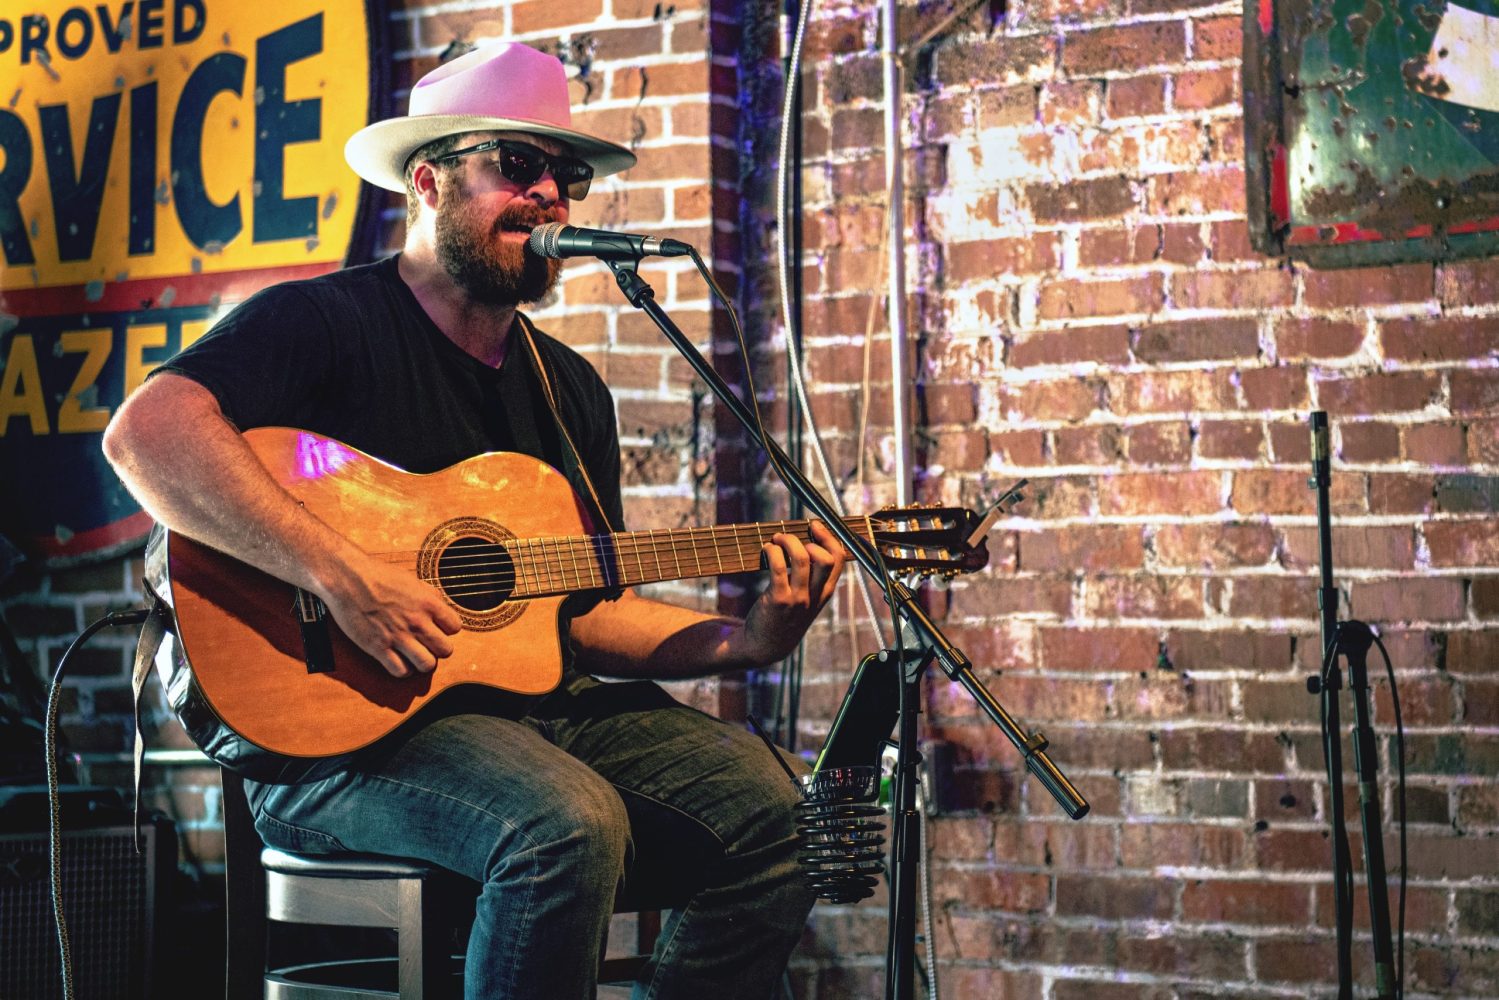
514, 312, 620, 535
130, 596, 171, 852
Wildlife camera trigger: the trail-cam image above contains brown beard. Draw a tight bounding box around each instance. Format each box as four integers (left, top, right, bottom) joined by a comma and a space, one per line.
433, 182, 563, 305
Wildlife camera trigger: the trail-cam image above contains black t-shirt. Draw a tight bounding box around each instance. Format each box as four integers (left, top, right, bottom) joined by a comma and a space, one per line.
153, 254, 623, 781
157, 254, 623, 526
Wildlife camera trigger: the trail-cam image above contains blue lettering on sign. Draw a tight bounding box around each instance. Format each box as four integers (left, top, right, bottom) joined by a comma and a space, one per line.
255, 14, 323, 242
0, 305, 216, 546
1, 12, 330, 256
129, 82, 157, 255
40, 93, 121, 261
0, 110, 35, 265
0, 1, 208, 61
171, 51, 246, 249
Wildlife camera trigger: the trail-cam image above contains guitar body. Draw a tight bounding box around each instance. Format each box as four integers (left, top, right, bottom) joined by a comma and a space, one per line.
157, 427, 591, 759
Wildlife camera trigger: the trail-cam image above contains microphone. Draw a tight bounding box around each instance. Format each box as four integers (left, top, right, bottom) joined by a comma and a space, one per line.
527, 223, 693, 261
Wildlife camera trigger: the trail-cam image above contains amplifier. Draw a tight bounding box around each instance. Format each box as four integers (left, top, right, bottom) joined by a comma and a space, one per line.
0, 819, 173, 1000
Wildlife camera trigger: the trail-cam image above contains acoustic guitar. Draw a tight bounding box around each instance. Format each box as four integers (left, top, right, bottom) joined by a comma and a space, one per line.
145, 427, 991, 759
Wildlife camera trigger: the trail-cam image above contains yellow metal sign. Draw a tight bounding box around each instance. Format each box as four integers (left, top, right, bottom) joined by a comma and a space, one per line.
0, 1, 380, 562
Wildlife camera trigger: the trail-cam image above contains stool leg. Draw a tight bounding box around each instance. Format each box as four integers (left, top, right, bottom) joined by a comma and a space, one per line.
396, 876, 426, 1000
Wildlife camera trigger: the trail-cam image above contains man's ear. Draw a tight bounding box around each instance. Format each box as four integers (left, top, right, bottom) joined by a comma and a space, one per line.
410, 160, 443, 212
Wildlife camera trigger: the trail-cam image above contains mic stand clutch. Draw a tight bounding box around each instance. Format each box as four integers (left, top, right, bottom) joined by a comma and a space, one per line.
605, 258, 1089, 1000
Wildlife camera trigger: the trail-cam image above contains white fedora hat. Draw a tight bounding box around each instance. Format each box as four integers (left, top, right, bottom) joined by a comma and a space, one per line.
344, 42, 636, 193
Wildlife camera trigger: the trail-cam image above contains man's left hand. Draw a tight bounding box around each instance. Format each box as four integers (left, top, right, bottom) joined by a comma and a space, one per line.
731, 519, 848, 665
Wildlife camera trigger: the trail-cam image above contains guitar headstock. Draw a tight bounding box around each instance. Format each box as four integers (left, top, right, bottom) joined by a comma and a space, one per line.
866, 481, 1028, 578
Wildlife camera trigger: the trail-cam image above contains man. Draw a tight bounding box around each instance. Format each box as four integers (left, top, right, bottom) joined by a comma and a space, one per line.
103, 42, 844, 999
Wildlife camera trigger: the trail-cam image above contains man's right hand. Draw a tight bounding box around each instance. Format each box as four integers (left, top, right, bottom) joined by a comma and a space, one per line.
323, 554, 464, 678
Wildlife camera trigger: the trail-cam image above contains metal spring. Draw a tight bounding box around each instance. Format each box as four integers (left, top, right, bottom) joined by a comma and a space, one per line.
795, 796, 886, 903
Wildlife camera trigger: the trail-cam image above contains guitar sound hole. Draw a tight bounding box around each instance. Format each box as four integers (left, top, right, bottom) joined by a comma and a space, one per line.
437, 536, 515, 612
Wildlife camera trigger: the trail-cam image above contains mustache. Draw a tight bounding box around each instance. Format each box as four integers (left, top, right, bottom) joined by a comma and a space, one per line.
492, 204, 562, 238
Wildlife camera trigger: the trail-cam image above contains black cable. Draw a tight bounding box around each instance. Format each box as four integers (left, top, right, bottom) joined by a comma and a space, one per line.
46, 607, 152, 1000
1319, 632, 1355, 993
1372, 633, 1407, 999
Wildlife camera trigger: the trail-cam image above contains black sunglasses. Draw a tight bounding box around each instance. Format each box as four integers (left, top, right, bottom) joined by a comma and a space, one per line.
430, 139, 594, 200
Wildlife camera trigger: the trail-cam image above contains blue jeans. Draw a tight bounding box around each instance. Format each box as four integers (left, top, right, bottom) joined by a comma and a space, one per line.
243, 680, 814, 999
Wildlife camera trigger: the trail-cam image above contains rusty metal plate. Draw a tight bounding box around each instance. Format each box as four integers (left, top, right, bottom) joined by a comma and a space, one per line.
1245, 0, 1499, 266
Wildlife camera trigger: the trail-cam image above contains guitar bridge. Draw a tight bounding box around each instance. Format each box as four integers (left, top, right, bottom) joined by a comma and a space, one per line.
292, 588, 335, 674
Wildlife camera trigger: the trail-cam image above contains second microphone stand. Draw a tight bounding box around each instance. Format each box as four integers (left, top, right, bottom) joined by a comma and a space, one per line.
606, 258, 1089, 999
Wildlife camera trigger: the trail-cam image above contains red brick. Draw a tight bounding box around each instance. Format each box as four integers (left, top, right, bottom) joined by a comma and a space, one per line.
1278, 524, 1415, 571
1380, 315, 1499, 361
1403, 421, 1467, 465
1121, 823, 1249, 870
1208, 219, 1254, 262
1269, 421, 1313, 462
933, 868, 1051, 912
1063, 22, 1187, 75
1157, 727, 1287, 772
1181, 880, 1314, 926
1173, 67, 1237, 109
1448, 629, 1499, 674
1053, 424, 1124, 464
945, 576, 1074, 619
1112, 673, 1233, 719
1024, 476, 1098, 519
1223, 577, 1321, 620
1349, 578, 1466, 621
1241, 679, 1322, 724
974, 85, 1041, 129
1252, 937, 1343, 985
1425, 521, 1499, 567
1316, 371, 1442, 413
1100, 470, 1223, 515
948, 233, 1063, 280
1085, 563, 1199, 621
1274, 317, 1366, 360
1153, 523, 1276, 568
1108, 370, 1238, 415
1470, 418, 1499, 465
990, 429, 1047, 466
999, 379, 1104, 421
1438, 257, 1499, 306
1338, 420, 1400, 462
1019, 525, 1146, 572
1027, 176, 1135, 222
1038, 275, 1164, 319
1012, 326, 1133, 368
1147, 168, 1247, 216
1040, 80, 1103, 127
1240, 365, 1311, 409
1131, 319, 1260, 363
1057, 875, 1175, 920
1173, 268, 1293, 310
935, 34, 1058, 87
1106, 74, 1167, 118
1040, 626, 1159, 671
1474, 578, 1499, 617
1125, 421, 1193, 463
1302, 263, 1434, 309
1197, 419, 1265, 460
1230, 470, 1362, 515
1186, 13, 1238, 55
1452, 370, 1499, 413
1369, 473, 1437, 514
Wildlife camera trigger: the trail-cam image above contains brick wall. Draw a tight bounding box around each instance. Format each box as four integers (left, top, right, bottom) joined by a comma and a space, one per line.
4, 0, 1496, 997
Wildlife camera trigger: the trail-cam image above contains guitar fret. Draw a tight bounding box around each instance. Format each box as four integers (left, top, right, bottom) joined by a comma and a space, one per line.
690, 527, 703, 577
708, 526, 723, 573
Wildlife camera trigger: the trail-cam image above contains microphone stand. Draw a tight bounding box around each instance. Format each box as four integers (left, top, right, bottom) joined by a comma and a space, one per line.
1306, 411, 1397, 999
605, 258, 1090, 999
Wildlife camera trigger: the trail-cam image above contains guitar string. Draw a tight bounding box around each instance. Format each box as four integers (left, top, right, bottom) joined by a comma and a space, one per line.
419, 525, 881, 598
387, 518, 938, 601
417, 526, 952, 601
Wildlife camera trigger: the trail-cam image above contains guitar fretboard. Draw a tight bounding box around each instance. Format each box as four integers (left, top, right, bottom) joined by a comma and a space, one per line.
438, 516, 879, 602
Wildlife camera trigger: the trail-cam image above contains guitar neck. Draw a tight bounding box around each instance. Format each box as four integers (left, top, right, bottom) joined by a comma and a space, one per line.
507, 516, 874, 597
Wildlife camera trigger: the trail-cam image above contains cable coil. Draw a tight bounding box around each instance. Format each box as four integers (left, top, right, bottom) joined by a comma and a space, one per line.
795, 766, 885, 904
